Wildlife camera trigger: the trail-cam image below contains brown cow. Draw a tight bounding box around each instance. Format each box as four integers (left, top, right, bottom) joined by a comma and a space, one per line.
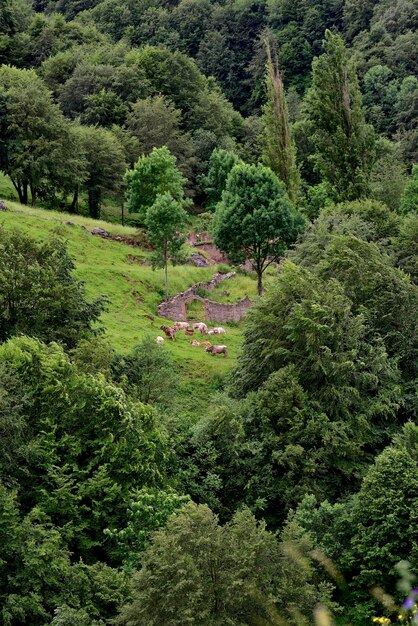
205, 344, 227, 357
160, 325, 176, 340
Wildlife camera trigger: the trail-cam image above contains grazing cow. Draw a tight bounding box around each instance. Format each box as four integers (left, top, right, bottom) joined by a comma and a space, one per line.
212, 327, 226, 334
207, 329, 216, 335
190, 340, 200, 346
160, 325, 176, 340
174, 321, 189, 330
205, 344, 228, 357
193, 322, 208, 334
185, 328, 194, 336
156, 336, 165, 344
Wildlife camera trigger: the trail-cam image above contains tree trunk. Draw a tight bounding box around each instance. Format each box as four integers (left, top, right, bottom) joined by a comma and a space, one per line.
69, 187, 79, 214
22, 182, 28, 205
14, 179, 28, 205
164, 252, 169, 302
30, 182, 37, 207
88, 187, 101, 219
257, 269, 263, 296
16, 187, 24, 204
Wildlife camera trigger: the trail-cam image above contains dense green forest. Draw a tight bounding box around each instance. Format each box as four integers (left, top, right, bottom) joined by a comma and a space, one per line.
0, 0, 417, 623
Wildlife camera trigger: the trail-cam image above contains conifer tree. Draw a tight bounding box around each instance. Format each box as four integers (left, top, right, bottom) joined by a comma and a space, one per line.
262, 41, 299, 203
305, 30, 376, 202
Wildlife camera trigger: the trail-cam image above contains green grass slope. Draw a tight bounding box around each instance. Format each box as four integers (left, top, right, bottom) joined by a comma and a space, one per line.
0, 201, 263, 420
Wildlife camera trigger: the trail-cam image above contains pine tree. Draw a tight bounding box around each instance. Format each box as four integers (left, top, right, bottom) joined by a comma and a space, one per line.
262, 41, 299, 203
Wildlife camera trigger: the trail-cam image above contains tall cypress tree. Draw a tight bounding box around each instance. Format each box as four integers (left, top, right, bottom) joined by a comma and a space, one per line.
305, 30, 376, 201
262, 41, 299, 203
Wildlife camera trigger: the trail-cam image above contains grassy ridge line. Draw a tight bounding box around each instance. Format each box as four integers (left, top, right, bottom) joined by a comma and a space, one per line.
0, 201, 261, 418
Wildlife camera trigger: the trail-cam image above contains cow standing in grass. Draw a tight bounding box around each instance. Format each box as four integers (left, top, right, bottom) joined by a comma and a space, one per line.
193, 322, 208, 334
174, 322, 189, 330
205, 345, 228, 357
160, 325, 176, 340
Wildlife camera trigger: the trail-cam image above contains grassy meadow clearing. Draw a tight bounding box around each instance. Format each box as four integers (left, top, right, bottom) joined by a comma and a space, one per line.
0, 193, 271, 420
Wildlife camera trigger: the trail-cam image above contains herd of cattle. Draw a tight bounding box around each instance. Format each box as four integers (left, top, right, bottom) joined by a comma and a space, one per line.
156, 321, 228, 357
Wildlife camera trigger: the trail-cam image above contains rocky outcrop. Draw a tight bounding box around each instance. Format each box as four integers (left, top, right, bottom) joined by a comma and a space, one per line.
190, 253, 209, 267
187, 232, 228, 264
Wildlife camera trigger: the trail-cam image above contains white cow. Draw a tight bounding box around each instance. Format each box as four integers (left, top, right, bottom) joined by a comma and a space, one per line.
193, 322, 208, 334
174, 321, 190, 330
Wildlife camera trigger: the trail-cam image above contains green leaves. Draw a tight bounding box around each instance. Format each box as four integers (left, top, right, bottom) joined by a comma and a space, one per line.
77, 124, 126, 219
144, 191, 188, 299
305, 31, 376, 201
202, 148, 241, 209
145, 192, 188, 261
0, 228, 105, 347
126, 95, 196, 179
262, 43, 299, 202
106, 488, 190, 570
125, 146, 189, 222
213, 162, 303, 294
201, 259, 402, 525
0, 336, 170, 561
116, 503, 280, 626
400, 164, 418, 215
111, 336, 179, 407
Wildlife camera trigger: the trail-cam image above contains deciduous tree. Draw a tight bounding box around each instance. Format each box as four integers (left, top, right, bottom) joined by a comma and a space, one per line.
262, 41, 299, 202
0, 336, 169, 560
202, 147, 241, 209
116, 503, 280, 626
400, 164, 418, 214
213, 163, 302, 294
0, 66, 86, 206
0, 228, 105, 347
126, 95, 196, 179
111, 336, 178, 406
78, 124, 126, 219
144, 192, 188, 300
125, 146, 189, 223
305, 30, 376, 201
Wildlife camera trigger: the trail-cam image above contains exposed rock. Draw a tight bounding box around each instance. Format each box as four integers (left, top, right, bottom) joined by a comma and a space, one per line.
190, 253, 209, 267
187, 231, 228, 264
91, 227, 110, 237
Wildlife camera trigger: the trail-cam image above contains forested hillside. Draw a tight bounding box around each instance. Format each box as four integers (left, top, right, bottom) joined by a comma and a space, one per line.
0, 0, 417, 623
